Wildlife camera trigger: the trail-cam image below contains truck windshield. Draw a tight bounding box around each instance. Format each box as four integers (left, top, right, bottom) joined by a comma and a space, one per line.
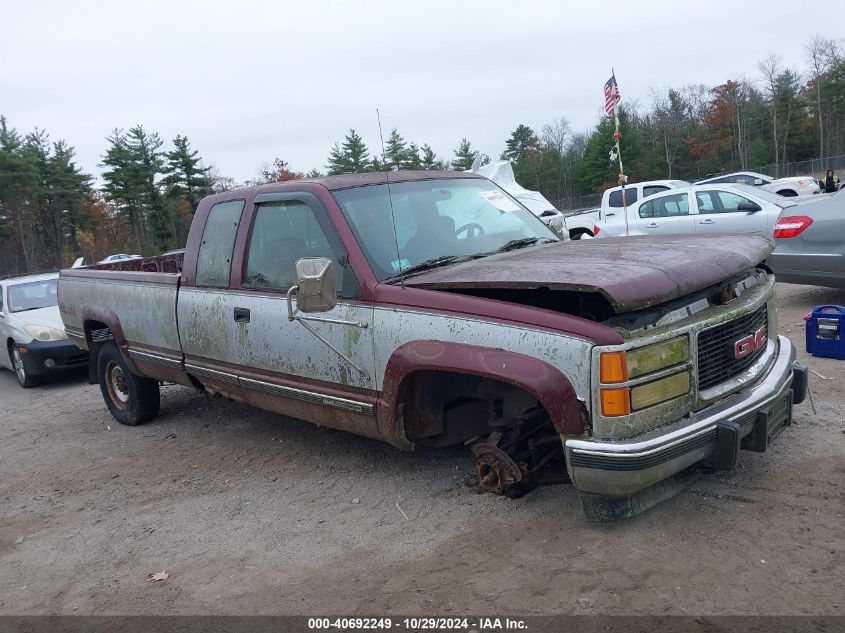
333, 178, 558, 281
8, 279, 59, 313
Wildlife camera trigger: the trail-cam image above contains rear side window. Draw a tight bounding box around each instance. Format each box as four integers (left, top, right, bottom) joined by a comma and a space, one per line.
195, 200, 245, 287
640, 193, 689, 218
608, 188, 638, 207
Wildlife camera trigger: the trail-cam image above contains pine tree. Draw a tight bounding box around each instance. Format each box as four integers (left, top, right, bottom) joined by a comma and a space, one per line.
326, 129, 371, 175
501, 124, 539, 161
403, 143, 422, 170
451, 138, 478, 171
420, 144, 446, 170
384, 128, 407, 170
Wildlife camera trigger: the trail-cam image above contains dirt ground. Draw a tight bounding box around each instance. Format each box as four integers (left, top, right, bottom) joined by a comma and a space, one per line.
1, 282, 843, 616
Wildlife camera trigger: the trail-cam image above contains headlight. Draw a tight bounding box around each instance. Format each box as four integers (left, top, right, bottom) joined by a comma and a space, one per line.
599, 336, 689, 383
23, 325, 68, 341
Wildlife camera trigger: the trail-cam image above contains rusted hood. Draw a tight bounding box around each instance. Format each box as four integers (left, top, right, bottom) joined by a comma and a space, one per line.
405, 234, 774, 313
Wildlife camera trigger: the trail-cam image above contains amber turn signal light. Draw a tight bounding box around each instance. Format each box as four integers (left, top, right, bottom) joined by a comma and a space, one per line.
600, 351, 628, 383
600, 388, 631, 417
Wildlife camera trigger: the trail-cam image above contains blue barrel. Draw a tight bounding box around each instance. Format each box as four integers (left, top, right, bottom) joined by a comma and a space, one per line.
805, 305, 845, 360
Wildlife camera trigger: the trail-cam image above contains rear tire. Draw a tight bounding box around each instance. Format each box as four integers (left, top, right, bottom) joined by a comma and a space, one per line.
776, 189, 797, 197
97, 341, 160, 425
9, 342, 42, 389
570, 229, 594, 240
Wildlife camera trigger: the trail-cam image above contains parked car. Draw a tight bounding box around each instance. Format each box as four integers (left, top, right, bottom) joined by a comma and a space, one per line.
563, 179, 691, 240
594, 184, 797, 238
98, 253, 142, 264
0, 273, 87, 387
695, 171, 819, 197
767, 189, 845, 289
58, 171, 807, 519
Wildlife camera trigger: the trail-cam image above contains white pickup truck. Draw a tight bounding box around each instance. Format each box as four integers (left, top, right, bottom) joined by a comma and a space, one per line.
563, 179, 691, 239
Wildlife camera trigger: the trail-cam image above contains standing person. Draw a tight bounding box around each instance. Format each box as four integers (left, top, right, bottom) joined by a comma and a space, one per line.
821, 169, 840, 193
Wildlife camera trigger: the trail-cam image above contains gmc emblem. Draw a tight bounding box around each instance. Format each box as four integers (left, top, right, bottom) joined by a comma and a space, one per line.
734, 326, 767, 359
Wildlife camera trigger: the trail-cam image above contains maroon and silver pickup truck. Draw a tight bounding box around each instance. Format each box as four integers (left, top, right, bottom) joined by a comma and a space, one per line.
58, 171, 808, 519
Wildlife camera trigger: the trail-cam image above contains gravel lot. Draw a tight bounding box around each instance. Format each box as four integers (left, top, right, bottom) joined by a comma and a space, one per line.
1, 283, 843, 616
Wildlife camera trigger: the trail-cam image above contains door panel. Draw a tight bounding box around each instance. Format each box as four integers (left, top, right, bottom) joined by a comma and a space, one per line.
693, 190, 768, 235
634, 192, 696, 235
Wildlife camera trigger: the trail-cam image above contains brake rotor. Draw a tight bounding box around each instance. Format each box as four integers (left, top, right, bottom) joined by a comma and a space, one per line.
470, 442, 525, 495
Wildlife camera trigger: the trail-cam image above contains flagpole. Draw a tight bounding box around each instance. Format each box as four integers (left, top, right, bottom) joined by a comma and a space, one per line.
611, 69, 629, 237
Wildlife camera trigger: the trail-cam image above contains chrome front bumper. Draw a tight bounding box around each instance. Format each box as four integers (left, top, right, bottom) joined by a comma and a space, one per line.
564, 336, 803, 497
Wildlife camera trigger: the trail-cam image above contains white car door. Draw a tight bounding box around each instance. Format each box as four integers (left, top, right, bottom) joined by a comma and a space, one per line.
633, 191, 697, 235
693, 189, 768, 235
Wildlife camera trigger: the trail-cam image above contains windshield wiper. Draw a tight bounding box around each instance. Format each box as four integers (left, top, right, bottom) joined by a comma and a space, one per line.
382, 255, 462, 283
472, 237, 554, 259
12, 306, 48, 313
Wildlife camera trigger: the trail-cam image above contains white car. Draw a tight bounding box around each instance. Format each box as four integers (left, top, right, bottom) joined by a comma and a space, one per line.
563, 179, 691, 239
594, 184, 797, 238
98, 253, 142, 264
0, 273, 87, 387
695, 171, 819, 197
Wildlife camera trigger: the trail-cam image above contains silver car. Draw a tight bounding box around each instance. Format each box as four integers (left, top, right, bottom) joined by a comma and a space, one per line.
0, 273, 88, 387
768, 190, 845, 289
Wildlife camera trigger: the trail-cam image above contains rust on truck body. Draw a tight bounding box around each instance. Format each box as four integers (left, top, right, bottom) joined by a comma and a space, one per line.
57, 171, 802, 515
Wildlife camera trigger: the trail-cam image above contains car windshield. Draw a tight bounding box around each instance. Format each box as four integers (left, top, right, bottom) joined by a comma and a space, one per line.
333, 178, 558, 280
732, 184, 793, 207
8, 278, 59, 313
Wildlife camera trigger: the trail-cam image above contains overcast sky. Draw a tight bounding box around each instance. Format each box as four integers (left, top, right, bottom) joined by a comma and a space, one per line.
1, 0, 842, 183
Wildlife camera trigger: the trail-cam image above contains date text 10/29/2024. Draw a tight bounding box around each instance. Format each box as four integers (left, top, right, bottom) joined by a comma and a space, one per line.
307, 617, 528, 631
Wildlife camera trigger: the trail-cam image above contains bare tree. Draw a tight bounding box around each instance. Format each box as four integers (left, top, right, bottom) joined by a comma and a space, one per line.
758, 55, 782, 177
806, 35, 838, 160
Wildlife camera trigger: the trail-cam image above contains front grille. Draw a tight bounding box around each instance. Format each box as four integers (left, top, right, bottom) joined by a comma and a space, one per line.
697, 304, 768, 390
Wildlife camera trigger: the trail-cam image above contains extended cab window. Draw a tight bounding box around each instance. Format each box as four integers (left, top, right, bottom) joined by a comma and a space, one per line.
195, 200, 245, 287
608, 189, 638, 207
244, 200, 355, 297
639, 193, 689, 218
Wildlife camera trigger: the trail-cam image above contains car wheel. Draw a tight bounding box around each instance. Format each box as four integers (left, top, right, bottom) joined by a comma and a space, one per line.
571, 229, 594, 240
97, 341, 160, 425
776, 189, 797, 197
9, 342, 42, 389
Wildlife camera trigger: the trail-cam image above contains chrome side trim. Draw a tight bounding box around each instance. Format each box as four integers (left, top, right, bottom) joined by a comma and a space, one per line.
129, 350, 183, 370
239, 376, 375, 415
185, 363, 239, 385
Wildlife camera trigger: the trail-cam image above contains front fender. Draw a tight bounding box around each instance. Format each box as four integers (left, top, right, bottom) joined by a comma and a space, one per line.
377, 340, 587, 444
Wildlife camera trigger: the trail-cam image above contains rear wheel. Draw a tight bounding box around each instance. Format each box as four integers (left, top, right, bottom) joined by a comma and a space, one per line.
570, 229, 594, 240
776, 189, 797, 197
9, 342, 42, 388
97, 341, 160, 425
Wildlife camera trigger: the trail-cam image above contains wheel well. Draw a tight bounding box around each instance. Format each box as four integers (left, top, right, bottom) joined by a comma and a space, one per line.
776, 189, 797, 197
570, 228, 594, 240
84, 320, 114, 383
400, 370, 541, 447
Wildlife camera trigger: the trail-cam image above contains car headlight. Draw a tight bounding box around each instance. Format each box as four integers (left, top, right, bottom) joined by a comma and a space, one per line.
23, 325, 68, 341
599, 336, 690, 383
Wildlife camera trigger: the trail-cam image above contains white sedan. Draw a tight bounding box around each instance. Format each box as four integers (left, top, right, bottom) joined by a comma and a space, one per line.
593, 184, 797, 238
695, 171, 819, 197
0, 273, 87, 387
98, 253, 141, 264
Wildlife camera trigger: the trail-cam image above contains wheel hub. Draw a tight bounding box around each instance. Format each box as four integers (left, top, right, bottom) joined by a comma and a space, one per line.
106, 361, 130, 409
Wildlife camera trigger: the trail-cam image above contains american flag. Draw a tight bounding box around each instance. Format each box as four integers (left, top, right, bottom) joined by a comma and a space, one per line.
604, 75, 620, 116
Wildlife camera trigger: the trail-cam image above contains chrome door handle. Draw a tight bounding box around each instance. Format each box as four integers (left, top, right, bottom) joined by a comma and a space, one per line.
645, 223, 659, 228
699, 219, 715, 225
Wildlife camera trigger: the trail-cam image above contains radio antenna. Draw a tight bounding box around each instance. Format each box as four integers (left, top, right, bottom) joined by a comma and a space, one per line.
376, 108, 405, 290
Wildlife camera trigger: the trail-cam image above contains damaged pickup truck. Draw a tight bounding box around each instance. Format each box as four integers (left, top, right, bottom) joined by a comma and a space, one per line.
58, 171, 808, 519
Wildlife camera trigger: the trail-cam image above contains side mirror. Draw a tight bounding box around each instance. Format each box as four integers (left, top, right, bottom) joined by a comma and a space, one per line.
737, 200, 762, 212
753, 179, 763, 186
293, 257, 336, 313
